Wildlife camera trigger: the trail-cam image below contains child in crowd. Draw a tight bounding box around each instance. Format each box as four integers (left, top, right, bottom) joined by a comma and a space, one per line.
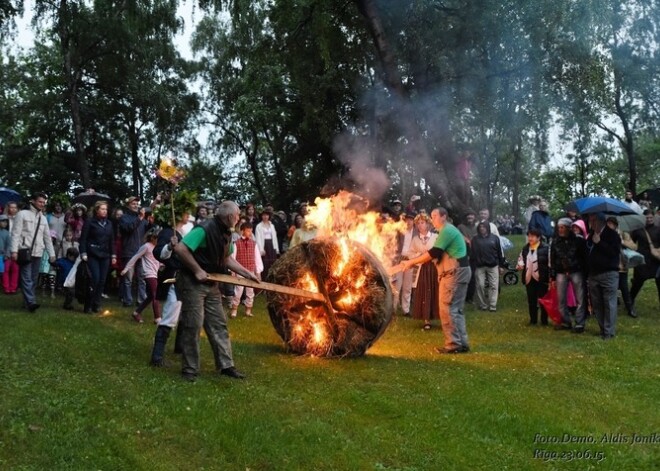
39, 229, 58, 298
121, 227, 162, 324
0, 215, 9, 287
55, 247, 80, 310
59, 228, 79, 259
230, 222, 263, 318
0, 214, 18, 294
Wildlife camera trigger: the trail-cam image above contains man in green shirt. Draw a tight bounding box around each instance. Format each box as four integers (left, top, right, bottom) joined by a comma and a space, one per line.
174, 201, 260, 382
398, 207, 471, 353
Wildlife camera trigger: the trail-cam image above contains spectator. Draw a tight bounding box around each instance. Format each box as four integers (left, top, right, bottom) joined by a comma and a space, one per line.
4, 201, 19, 233
471, 221, 505, 312
405, 213, 439, 330
587, 212, 621, 339
54, 247, 79, 310
550, 218, 588, 332
47, 201, 67, 249
392, 212, 415, 316
0, 215, 9, 291
607, 217, 637, 318
79, 201, 116, 314
457, 210, 477, 303
10, 192, 56, 312
621, 190, 643, 215
118, 196, 148, 307
254, 210, 279, 279
528, 200, 553, 242
121, 226, 162, 324
517, 228, 550, 326
289, 219, 317, 248
230, 222, 263, 318
272, 210, 289, 253
477, 208, 500, 236
65, 203, 87, 242
629, 209, 660, 312
524, 196, 541, 227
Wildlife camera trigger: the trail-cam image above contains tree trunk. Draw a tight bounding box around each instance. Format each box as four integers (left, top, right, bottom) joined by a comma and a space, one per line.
58, 0, 91, 189
355, 0, 467, 215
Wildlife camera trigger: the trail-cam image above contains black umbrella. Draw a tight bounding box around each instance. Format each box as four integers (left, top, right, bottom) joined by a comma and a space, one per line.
0, 187, 21, 208
72, 190, 112, 209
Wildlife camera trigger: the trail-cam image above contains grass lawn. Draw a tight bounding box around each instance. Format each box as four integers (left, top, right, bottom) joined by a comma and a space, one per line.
1, 235, 659, 470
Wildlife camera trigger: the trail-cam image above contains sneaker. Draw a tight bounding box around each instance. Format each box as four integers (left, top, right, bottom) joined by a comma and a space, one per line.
245, 311, 253, 317
571, 326, 585, 334
131, 312, 144, 323
230, 310, 237, 318
488, 308, 497, 312
101, 293, 109, 299
27, 303, 40, 313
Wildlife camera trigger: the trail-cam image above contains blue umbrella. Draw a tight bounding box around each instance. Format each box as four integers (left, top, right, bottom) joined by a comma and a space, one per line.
0, 187, 21, 208
566, 196, 637, 215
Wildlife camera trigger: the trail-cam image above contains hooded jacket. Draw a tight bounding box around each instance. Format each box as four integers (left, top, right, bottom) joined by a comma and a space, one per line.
470, 222, 505, 268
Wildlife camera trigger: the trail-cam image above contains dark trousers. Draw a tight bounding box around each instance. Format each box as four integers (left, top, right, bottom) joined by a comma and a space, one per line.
525, 278, 548, 325
618, 272, 633, 311
630, 272, 660, 306
86, 256, 111, 311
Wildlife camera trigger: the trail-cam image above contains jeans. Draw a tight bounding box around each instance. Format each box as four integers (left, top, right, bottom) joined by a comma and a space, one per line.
475, 266, 499, 310
589, 271, 619, 337
120, 257, 146, 305
19, 257, 42, 306
555, 272, 586, 327
438, 266, 470, 350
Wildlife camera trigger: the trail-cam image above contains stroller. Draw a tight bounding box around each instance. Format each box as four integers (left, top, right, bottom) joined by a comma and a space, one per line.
501, 259, 519, 285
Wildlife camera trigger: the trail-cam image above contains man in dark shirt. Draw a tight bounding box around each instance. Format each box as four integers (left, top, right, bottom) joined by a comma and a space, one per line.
587, 212, 621, 339
629, 209, 660, 312
174, 201, 259, 382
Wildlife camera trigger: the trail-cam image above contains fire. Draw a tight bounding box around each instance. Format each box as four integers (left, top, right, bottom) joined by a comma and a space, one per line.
266, 191, 402, 356
305, 190, 406, 270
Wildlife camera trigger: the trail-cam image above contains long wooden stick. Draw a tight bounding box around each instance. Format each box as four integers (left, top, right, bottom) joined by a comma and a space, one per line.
164, 273, 326, 302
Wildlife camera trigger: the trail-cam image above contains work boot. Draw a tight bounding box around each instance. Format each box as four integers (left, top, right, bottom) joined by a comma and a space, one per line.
150, 325, 172, 367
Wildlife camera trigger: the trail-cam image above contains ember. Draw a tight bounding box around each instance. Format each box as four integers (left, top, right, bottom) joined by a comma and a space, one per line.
266, 237, 394, 357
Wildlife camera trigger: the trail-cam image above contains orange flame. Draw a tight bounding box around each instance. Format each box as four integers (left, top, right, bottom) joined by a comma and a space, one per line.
305, 190, 405, 270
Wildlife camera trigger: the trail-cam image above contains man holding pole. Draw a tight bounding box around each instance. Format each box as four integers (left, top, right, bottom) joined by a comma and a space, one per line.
395, 207, 471, 354
174, 201, 259, 382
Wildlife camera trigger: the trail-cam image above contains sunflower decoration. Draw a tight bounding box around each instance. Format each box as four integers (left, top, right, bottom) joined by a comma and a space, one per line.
156, 157, 186, 185
155, 155, 186, 226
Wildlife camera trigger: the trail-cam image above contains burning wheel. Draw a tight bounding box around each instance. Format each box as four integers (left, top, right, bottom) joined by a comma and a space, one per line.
266, 237, 394, 357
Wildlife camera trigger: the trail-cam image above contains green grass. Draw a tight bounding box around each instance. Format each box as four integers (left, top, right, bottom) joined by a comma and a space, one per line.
1, 235, 659, 470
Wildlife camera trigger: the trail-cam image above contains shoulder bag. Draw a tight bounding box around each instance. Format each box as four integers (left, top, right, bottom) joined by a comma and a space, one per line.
17, 214, 42, 265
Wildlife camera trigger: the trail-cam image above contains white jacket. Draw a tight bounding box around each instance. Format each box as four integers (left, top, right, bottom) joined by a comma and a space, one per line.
254, 222, 279, 255
10, 206, 55, 258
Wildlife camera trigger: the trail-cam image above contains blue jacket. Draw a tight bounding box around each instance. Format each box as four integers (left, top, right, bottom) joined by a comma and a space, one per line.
528, 210, 553, 240
118, 210, 147, 258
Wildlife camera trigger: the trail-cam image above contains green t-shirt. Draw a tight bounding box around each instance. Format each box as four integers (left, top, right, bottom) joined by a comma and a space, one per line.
432, 223, 467, 259
182, 226, 207, 251
182, 226, 234, 255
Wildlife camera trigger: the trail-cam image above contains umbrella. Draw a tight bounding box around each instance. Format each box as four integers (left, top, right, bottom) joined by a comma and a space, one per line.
566, 196, 637, 215
615, 214, 646, 233
72, 190, 112, 209
0, 187, 21, 208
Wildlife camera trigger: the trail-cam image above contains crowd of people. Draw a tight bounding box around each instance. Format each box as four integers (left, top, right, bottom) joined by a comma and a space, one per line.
1, 188, 659, 379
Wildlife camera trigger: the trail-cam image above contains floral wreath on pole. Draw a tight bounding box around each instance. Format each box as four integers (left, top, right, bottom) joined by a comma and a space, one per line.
155, 156, 186, 228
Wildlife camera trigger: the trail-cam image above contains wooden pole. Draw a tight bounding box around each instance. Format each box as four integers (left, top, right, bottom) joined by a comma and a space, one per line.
164, 273, 326, 302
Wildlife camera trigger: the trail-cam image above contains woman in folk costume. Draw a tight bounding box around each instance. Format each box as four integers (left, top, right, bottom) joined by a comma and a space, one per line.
254, 210, 279, 280
404, 213, 439, 330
